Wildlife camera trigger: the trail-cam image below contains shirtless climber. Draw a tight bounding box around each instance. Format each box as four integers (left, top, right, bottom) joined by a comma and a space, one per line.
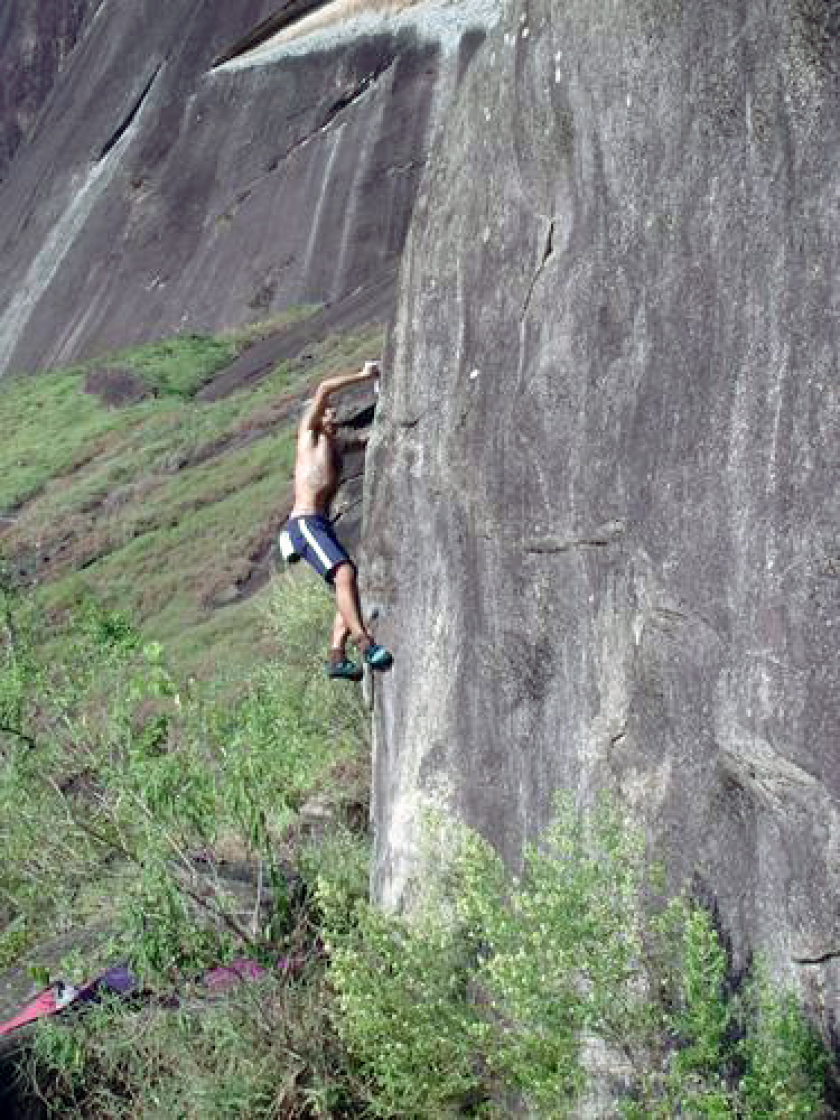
279, 360, 393, 681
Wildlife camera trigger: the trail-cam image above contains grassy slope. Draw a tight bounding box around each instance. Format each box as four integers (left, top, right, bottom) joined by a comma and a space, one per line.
0, 316, 384, 679
0, 313, 381, 1014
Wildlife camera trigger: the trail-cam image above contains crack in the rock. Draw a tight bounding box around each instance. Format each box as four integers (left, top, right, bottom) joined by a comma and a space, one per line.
525, 537, 611, 554
318, 59, 394, 129
99, 65, 162, 161
212, 1, 329, 69
388, 160, 420, 177
395, 411, 426, 429
524, 521, 626, 554
332, 496, 363, 523
792, 948, 840, 965
653, 607, 688, 623
211, 60, 395, 226
521, 217, 556, 320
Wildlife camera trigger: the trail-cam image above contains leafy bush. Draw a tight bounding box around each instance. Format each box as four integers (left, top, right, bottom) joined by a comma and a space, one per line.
326, 801, 832, 1119
738, 969, 828, 1119
329, 904, 480, 1117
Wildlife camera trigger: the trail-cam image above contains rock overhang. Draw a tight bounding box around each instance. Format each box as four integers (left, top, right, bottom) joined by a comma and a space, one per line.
214, 0, 500, 71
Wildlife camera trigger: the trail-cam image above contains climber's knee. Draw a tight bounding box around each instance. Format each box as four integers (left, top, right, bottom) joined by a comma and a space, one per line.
331, 561, 356, 588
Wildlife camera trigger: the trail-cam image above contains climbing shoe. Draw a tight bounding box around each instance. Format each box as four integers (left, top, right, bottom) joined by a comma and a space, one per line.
326, 656, 363, 682
363, 643, 393, 670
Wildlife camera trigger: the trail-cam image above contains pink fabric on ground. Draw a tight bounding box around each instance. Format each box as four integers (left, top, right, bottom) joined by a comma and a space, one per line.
203, 958, 267, 992
0, 988, 58, 1036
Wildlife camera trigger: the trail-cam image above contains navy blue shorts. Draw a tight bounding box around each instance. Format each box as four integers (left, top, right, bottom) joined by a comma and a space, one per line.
284, 515, 350, 582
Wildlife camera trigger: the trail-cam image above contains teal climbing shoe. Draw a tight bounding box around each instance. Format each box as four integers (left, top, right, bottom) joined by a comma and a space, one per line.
363, 643, 393, 670
326, 657, 363, 682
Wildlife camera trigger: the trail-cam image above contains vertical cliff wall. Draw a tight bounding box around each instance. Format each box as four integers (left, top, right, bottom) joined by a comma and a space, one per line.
0, 0, 102, 183
0, 0, 496, 377
367, 0, 840, 1023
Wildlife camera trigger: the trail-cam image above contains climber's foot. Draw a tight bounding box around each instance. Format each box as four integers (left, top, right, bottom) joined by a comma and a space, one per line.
326, 652, 363, 681
362, 642, 393, 671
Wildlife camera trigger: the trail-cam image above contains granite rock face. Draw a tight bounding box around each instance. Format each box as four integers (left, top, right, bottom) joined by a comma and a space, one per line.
367, 0, 840, 1027
0, 0, 102, 183
0, 0, 495, 377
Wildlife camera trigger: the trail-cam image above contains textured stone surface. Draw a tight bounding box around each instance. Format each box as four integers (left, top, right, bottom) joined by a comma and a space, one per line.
0, 0, 102, 184
367, 0, 840, 1030
0, 0, 493, 377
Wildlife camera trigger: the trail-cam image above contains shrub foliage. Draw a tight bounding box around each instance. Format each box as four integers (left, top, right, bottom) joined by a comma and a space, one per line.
325, 804, 830, 1119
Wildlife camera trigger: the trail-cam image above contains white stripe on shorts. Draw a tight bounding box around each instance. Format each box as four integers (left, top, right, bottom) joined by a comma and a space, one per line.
299, 518, 334, 572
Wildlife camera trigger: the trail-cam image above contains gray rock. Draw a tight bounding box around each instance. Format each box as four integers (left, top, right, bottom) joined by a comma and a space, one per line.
366, 0, 840, 1037
0, 0, 102, 184
0, 0, 495, 377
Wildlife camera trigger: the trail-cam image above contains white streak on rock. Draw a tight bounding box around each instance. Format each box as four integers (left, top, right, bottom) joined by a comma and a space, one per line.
216, 0, 500, 71
0, 159, 122, 375
302, 124, 346, 283
0, 73, 156, 377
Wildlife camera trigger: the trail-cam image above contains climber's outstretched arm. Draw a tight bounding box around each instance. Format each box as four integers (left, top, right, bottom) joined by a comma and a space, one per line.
300, 360, 380, 435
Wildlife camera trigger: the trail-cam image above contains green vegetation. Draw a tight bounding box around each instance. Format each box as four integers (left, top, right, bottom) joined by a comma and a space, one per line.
10, 720, 829, 1119
0, 324, 832, 1117
0, 316, 384, 674
1, 565, 371, 1117
327, 803, 829, 1118
29, 970, 358, 1119
109, 335, 239, 398
0, 568, 364, 959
